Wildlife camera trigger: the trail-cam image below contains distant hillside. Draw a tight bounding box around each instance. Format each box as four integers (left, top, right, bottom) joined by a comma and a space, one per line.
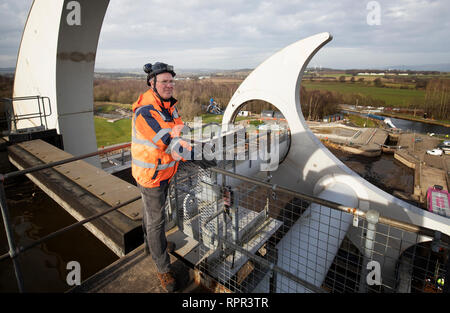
94, 67, 253, 77
0, 68, 15, 75
384, 64, 450, 72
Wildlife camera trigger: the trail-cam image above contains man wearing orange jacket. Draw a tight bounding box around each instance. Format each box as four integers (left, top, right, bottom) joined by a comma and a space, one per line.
131, 62, 212, 292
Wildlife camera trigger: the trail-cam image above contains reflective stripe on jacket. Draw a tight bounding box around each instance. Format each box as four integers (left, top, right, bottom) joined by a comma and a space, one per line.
131, 89, 187, 188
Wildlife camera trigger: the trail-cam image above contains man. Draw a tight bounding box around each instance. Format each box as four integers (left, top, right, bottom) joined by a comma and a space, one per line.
207, 97, 215, 113
132, 62, 215, 292
131, 62, 187, 292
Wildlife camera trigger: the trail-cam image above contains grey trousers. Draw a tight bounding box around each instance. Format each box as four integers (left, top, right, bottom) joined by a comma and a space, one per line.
138, 183, 171, 274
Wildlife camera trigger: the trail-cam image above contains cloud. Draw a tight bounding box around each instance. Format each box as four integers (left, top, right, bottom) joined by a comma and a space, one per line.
1, 0, 449, 69
0, 0, 33, 60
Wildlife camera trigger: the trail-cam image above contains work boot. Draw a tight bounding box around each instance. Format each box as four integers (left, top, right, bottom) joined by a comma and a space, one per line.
157, 271, 177, 292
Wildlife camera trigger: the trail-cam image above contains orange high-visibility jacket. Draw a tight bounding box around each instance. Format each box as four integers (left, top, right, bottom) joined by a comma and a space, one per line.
131, 89, 189, 188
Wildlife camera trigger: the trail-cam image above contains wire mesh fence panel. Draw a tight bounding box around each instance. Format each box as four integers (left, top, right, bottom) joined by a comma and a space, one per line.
171, 165, 449, 293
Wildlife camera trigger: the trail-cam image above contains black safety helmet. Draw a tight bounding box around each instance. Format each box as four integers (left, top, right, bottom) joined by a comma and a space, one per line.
143, 62, 176, 87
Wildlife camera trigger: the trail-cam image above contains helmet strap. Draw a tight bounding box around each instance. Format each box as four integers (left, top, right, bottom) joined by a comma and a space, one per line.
152, 76, 157, 92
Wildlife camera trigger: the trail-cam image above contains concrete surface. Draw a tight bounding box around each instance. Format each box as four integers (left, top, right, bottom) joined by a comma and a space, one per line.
69, 244, 204, 293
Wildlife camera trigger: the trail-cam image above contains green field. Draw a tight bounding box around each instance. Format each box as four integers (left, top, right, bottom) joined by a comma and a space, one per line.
195, 113, 255, 124
95, 104, 119, 113
94, 113, 258, 147
94, 101, 132, 113
346, 114, 379, 128
94, 117, 131, 147
197, 113, 224, 124
302, 81, 425, 107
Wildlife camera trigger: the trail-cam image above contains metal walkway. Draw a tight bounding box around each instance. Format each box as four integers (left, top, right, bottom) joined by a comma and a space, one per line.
6, 139, 142, 257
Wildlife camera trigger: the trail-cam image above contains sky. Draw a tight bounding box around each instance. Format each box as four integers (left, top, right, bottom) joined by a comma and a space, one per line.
1, 0, 449, 70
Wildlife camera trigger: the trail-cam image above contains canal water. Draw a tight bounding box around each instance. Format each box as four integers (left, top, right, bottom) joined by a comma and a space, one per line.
0, 178, 118, 292
328, 147, 415, 197
386, 116, 449, 135
342, 110, 449, 135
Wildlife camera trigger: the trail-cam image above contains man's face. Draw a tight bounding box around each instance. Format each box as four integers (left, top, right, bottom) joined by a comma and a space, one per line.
153, 72, 175, 100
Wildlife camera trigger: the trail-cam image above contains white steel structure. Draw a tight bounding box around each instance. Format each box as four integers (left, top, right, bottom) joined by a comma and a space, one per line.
13, 0, 109, 166
221, 32, 450, 291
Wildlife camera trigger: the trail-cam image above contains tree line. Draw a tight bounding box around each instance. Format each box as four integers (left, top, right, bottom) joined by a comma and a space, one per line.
1, 74, 447, 121
93, 78, 343, 121
0, 75, 14, 98
343, 69, 441, 76
423, 79, 449, 120
93, 78, 241, 120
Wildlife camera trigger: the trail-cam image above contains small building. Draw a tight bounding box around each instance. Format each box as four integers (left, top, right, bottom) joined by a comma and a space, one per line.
238, 110, 250, 117
323, 113, 344, 122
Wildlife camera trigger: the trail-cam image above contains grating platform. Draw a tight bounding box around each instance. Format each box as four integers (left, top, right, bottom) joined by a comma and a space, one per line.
198, 206, 282, 284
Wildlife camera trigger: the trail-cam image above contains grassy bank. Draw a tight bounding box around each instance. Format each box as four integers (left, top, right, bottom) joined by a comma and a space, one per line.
302, 81, 425, 107
190, 113, 256, 124
94, 113, 260, 147
94, 117, 131, 147
94, 101, 131, 111
345, 114, 379, 128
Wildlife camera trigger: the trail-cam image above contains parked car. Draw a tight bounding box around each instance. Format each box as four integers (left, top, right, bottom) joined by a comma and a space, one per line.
427, 148, 443, 156
442, 140, 450, 147
437, 144, 450, 154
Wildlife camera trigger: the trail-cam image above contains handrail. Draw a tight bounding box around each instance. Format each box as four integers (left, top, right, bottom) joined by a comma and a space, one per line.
0, 142, 132, 292
1, 96, 53, 133
1, 142, 131, 181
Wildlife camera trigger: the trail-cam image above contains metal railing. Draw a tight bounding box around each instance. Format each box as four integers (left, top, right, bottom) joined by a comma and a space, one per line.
98, 143, 132, 173
173, 163, 450, 293
1, 96, 52, 134
1, 137, 449, 293
0, 142, 132, 292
